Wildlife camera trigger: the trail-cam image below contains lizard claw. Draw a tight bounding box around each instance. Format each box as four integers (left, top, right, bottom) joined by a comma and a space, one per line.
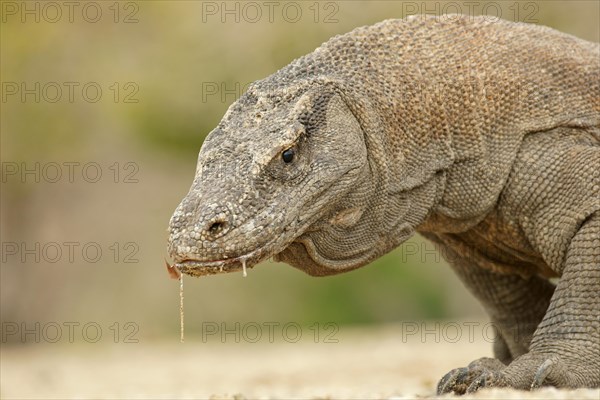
465, 373, 488, 393
466, 370, 507, 393
529, 356, 574, 389
531, 358, 555, 389
437, 367, 470, 395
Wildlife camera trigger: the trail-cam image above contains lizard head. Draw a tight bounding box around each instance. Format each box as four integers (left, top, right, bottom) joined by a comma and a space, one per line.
168, 80, 386, 277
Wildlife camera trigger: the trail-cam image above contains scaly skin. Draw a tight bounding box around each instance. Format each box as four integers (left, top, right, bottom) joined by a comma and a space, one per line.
167, 15, 600, 393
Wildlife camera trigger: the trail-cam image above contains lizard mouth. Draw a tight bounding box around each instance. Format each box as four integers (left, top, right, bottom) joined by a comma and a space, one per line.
175, 257, 249, 277
168, 206, 314, 278
171, 240, 277, 277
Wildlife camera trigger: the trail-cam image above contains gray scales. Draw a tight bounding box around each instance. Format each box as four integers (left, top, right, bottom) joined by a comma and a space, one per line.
167, 15, 600, 394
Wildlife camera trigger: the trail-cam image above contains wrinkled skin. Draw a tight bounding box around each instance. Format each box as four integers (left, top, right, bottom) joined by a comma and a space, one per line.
168, 15, 599, 393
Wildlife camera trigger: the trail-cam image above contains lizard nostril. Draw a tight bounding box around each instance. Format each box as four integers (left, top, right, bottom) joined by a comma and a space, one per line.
209, 221, 226, 234
200, 205, 233, 239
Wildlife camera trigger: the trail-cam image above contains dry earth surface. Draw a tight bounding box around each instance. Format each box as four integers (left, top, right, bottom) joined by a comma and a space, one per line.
1, 323, 598, 399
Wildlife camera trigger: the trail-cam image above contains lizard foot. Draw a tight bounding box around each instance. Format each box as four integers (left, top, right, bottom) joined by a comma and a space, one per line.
437, 354, 586, 395
437, 357, 506, 395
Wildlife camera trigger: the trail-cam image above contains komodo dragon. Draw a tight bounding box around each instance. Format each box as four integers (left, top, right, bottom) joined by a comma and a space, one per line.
167, 15, 600, 393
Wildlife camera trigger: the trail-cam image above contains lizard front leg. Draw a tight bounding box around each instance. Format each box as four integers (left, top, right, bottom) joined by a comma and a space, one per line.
436, 214, 600, 393
420, 233, 555, 394
470, 213, 600, 391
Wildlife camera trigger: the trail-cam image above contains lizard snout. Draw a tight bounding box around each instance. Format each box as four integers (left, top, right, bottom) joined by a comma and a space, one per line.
168, 198, 235, 263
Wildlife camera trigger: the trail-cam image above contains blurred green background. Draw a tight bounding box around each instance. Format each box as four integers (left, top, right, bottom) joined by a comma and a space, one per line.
1, 0, 598, 342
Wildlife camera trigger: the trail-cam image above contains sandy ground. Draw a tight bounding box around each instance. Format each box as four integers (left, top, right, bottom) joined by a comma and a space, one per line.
1, 324, 598, 399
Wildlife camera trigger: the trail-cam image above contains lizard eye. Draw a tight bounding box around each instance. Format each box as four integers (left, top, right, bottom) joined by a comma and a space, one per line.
282, 147, 295, 163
